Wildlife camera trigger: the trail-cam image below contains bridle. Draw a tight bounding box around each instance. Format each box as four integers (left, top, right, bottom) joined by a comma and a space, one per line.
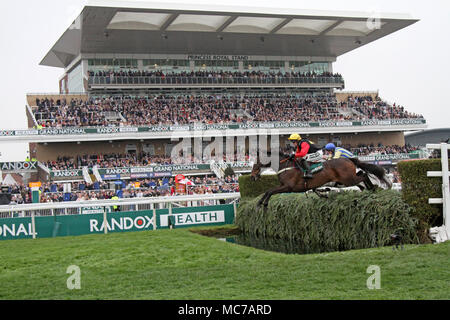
277, 156, 296, 175
253, 153, 299, 177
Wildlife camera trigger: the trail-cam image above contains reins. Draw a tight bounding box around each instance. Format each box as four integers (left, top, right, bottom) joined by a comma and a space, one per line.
277, 157, 298, 175
277, 157, 309, 190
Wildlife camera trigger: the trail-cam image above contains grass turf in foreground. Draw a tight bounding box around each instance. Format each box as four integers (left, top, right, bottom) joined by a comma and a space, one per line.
0, 226, 448, 300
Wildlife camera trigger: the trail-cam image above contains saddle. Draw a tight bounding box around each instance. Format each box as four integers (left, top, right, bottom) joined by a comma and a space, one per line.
294, 159, 324, 174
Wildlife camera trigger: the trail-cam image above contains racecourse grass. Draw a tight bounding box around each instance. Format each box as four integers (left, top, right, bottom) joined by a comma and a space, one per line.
0, 226, 448, 300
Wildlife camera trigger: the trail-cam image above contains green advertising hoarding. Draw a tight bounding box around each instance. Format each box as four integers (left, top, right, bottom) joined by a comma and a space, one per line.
357, 153, 420, 162
158, 204, 235, 229
0, 204, 235, 241
50, 162, 252, 178
0, 118, 427, 137
0, 217, 34, 240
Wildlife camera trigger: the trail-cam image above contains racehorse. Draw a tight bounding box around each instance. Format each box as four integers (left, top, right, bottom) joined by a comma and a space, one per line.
250, 153, 392, 208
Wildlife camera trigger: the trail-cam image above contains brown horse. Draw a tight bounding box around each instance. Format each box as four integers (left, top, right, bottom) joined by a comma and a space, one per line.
251, 154, 391, 208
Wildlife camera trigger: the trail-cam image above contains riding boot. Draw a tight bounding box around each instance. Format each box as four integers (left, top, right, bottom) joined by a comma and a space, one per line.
301, 159, 313, 178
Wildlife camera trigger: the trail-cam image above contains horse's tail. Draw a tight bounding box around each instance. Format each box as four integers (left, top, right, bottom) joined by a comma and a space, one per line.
347, 157, 392, 189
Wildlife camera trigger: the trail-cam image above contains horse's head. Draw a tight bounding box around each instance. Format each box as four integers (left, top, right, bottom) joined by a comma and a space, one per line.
250, 160, 263, 181
251, 153, 293, 181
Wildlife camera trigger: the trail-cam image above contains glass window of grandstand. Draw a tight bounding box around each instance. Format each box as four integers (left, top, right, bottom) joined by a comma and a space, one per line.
289, 61, 329, 75
194, 60, 239, 72
88, 59, 139, 84
88, 58, 138, 71
244, 60, 285, 73
68, 63, 84, 93
143, 59, 190, 73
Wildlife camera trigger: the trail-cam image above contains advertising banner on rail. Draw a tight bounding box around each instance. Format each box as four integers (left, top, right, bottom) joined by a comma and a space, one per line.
0, 204, 235, 240
0, 119, 427, 138
158, 204, 235, 229
49, 163, 250, 179
358, 153, 420, 163
0, 217, 34, 240
0, 161, 38, 171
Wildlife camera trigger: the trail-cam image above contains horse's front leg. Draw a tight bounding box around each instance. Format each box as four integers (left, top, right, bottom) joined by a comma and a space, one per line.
257, 191, 269, 209
262, 185, 291, 207
363, 173, 375, 190
314, 189, 329, 198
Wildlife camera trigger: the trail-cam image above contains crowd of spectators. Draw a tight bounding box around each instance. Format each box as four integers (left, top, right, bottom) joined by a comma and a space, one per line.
7, 175, 240, 204
345, 143, 421, 156
43, 152, 255, 170
77, 153, 172, 168
32, 93, 423, 129
88, 70, 344, 83
341, 95, 423, 120
44, 156, 77, 170
34, 96, 117, 127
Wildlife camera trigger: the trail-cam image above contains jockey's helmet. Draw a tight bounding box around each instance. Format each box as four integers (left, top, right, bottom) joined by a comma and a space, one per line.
288, 133, 301, 141
325, 143, 336, 151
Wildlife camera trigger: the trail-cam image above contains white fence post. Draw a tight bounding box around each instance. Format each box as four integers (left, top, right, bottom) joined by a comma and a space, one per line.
426, 143, 450, 239
103, 206, 108, 234
168, 203, 173, 230
440, 143, 450, 238
31, 211, 36, 239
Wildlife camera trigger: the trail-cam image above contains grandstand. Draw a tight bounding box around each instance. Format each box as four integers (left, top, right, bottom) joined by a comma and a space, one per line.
0, 1, 427, 202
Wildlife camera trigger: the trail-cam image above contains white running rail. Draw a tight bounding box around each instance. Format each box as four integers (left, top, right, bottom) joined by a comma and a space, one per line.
82, 166, 93, 184
426, 143, 450, 240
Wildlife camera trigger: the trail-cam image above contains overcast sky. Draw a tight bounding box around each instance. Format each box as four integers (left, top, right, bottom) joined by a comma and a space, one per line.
0, 0, 449, 161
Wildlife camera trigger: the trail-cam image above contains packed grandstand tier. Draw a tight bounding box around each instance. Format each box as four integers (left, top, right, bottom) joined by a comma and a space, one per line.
31, 93, 423, 128
88, 70, 343, 79
87, 70, 345, 86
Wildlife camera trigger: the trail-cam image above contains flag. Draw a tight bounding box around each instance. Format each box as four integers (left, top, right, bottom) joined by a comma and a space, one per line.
178, 178, 195, 186
175, 174, 185, 183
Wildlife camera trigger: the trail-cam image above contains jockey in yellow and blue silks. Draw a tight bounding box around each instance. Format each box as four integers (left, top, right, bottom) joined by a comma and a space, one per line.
324, 143, 354, 160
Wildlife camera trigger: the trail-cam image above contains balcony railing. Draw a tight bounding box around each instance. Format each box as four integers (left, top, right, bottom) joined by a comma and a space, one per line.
88, 75, 345, 87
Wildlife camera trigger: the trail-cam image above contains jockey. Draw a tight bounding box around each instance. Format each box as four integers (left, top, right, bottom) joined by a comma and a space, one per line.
287, 133, 321, 178
324, 143, 354, 160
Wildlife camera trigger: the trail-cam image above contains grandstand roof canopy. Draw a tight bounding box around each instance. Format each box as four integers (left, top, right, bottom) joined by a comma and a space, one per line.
405, 128, 450, 146
40, 0, 418, 68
